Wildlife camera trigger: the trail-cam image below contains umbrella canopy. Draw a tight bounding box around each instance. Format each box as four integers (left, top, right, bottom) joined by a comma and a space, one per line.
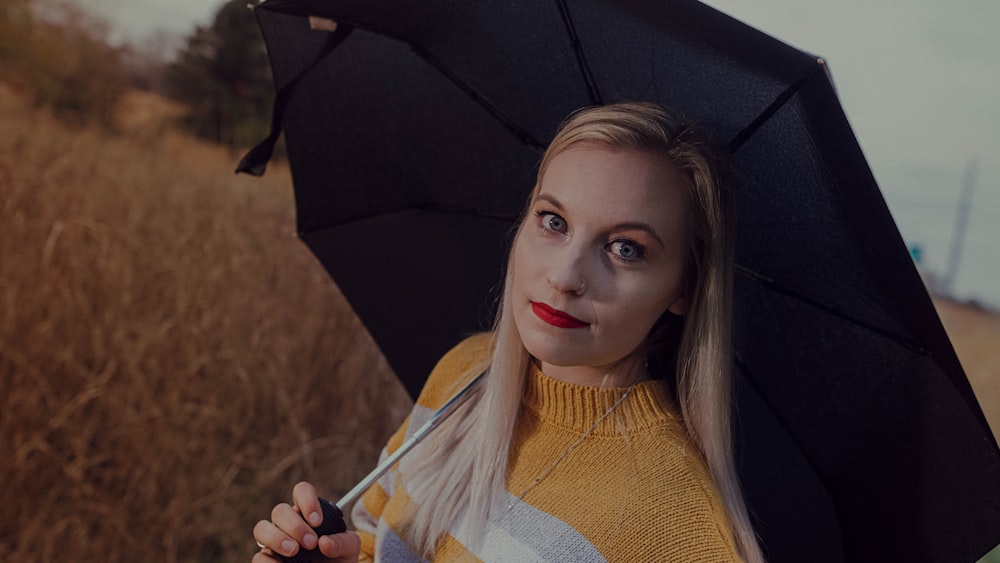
238, 1, 1000, 561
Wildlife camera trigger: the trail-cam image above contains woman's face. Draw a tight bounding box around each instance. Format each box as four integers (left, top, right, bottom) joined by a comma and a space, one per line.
511, 144, 691, 385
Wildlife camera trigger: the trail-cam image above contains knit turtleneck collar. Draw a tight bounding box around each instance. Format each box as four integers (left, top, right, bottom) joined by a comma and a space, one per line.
522, 362, 680, 437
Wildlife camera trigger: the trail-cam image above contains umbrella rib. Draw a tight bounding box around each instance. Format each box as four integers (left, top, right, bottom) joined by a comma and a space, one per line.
237, 23, 354, 176
735, 264, 922, 352
727, 59, 827, 153
407, 44, 547, 151
731, 349, 838, 497
298, 202, 518, 236
555, 0, 604, 105
410, 201, 519, 222
254, 5, 548, 152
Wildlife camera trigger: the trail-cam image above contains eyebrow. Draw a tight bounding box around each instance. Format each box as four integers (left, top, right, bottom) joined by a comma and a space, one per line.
535, 193, 564, 211
533, 193, 665, 248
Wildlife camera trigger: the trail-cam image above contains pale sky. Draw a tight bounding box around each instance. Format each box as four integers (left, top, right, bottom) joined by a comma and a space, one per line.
704, 1, 1000, 309
78, 0, 1000, 308
78, 0, 220, 43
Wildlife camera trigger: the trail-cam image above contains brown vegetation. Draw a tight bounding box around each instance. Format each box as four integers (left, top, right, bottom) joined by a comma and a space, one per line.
0, 0, 130, 128
0, 87, 412, 561
933, 297, 1000, 444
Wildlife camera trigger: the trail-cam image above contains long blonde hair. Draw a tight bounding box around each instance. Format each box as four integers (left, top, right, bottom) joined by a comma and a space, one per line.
402, 102, 764, 562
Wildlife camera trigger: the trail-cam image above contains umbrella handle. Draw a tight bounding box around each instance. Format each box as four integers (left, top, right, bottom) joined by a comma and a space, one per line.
274, 370, 485, 562
275, 498, 346, 563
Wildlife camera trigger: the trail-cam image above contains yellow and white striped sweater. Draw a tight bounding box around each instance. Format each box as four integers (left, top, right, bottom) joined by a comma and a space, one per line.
352, 334, 741, 562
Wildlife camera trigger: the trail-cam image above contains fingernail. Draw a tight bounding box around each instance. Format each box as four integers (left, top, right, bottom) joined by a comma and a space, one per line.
281, 540, 297, 554
303, 532, 317, 548
309, 511, 322, 526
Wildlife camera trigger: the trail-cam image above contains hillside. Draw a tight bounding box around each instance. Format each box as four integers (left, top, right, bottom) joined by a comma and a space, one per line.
0, 85, 413, 561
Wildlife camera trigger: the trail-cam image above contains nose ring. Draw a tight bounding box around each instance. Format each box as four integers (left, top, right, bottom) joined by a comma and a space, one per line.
578, 278, 586, 293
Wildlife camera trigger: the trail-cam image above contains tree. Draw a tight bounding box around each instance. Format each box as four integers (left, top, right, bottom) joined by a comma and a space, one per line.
1, 0, 128, 128
0, 0, 33, 57
165, 0, 273, 148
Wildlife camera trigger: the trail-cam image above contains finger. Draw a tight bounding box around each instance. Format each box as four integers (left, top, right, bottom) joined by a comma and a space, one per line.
271, 503, 318, 551
252, 551, 280, 563
254, 517, 305, 557
318, 531, 361, 560
292, 481, 324, 528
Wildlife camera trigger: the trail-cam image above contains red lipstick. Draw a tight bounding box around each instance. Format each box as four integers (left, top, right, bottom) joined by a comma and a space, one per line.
531, 302, 589, 329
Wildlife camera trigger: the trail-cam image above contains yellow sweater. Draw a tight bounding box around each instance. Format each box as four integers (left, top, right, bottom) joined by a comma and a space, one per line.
352, 334, 741, 562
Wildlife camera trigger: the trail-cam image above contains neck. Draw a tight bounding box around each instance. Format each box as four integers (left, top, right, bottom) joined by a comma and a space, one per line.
539, 354, 649, 388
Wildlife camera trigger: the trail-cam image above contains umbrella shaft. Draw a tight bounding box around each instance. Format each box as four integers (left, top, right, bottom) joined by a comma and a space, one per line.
335, 370, 487, 509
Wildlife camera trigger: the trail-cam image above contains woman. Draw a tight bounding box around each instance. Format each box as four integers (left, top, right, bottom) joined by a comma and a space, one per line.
254, 102, 765, 562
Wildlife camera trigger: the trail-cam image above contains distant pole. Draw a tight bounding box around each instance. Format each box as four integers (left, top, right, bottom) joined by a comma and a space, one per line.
944, 158, 978, 294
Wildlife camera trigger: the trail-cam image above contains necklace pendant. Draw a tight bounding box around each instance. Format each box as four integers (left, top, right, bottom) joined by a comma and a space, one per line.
506, 384, 634, 517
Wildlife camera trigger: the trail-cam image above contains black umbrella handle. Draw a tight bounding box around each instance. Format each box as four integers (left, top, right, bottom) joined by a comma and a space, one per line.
273, 372, 486, 562
275, 498, 347, 563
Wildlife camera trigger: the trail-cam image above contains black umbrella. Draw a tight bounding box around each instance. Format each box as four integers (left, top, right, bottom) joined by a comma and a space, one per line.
238, 1, 1000, 561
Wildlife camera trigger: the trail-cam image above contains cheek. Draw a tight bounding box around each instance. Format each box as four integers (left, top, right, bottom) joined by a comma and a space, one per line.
509, 238, 529, 291
613, 294, 664, 333
608, 279, 679, 332
511, 234, 546, 281
509, 237, 542, 305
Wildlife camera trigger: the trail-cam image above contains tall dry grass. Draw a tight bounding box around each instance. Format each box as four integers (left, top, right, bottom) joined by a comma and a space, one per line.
0, 86, 412, 562
934, 297, 1000, 563
936, 298, 1000, 563
933, 297, 1000, 445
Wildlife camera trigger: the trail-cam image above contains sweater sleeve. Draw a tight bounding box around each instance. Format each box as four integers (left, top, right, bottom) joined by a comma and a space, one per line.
351, 416, 410, 563
349, 333, 492, 562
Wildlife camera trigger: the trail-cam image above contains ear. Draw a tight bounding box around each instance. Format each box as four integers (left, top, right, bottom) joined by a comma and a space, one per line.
667, 294, 689, 316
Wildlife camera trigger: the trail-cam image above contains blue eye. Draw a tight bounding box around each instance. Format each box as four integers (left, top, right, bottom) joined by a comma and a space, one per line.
536, 211, 567, 233
608, 240, 645, 262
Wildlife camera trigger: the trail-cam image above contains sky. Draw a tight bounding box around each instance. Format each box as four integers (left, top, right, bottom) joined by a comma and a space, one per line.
703, 1, 1000, 309
78, 0, 220, 44
78, 0, 1000, 308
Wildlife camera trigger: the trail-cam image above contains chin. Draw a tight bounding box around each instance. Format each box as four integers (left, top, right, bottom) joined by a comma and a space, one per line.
515, 308, 596, 366
520, 331, 588, 367
518, 326, 560, 359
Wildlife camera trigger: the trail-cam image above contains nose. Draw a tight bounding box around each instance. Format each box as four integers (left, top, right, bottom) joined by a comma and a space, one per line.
547, 245, 589, 296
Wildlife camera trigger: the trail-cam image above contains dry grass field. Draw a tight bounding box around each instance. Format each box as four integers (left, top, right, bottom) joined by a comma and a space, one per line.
934, 298, 1000, 563
1, 85, 997, 561
0, 85, 412, 561
933, 297, 1000, 444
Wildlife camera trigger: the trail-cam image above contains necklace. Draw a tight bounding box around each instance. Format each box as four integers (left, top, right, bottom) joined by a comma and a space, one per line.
507, 382, 636, 511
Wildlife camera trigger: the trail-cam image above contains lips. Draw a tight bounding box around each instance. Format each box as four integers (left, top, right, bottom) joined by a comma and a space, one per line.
531, 302, 589, 329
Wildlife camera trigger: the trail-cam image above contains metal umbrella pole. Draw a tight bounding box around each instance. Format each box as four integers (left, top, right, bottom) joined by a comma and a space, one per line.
278, 371, 487, 563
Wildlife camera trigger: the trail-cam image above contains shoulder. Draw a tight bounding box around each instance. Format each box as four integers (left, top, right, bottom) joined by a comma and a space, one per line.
413, 332, 492, 410
629, 426, 740, 559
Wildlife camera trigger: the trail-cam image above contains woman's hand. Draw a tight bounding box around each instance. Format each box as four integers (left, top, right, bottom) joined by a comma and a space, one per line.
252, 481, 360, 563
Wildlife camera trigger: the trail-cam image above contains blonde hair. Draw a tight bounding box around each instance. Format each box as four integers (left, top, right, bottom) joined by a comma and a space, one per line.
402, 102, 764, 562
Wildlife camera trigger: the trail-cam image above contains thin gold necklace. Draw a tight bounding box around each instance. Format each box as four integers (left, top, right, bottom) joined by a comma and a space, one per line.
507, 381, 636, 511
